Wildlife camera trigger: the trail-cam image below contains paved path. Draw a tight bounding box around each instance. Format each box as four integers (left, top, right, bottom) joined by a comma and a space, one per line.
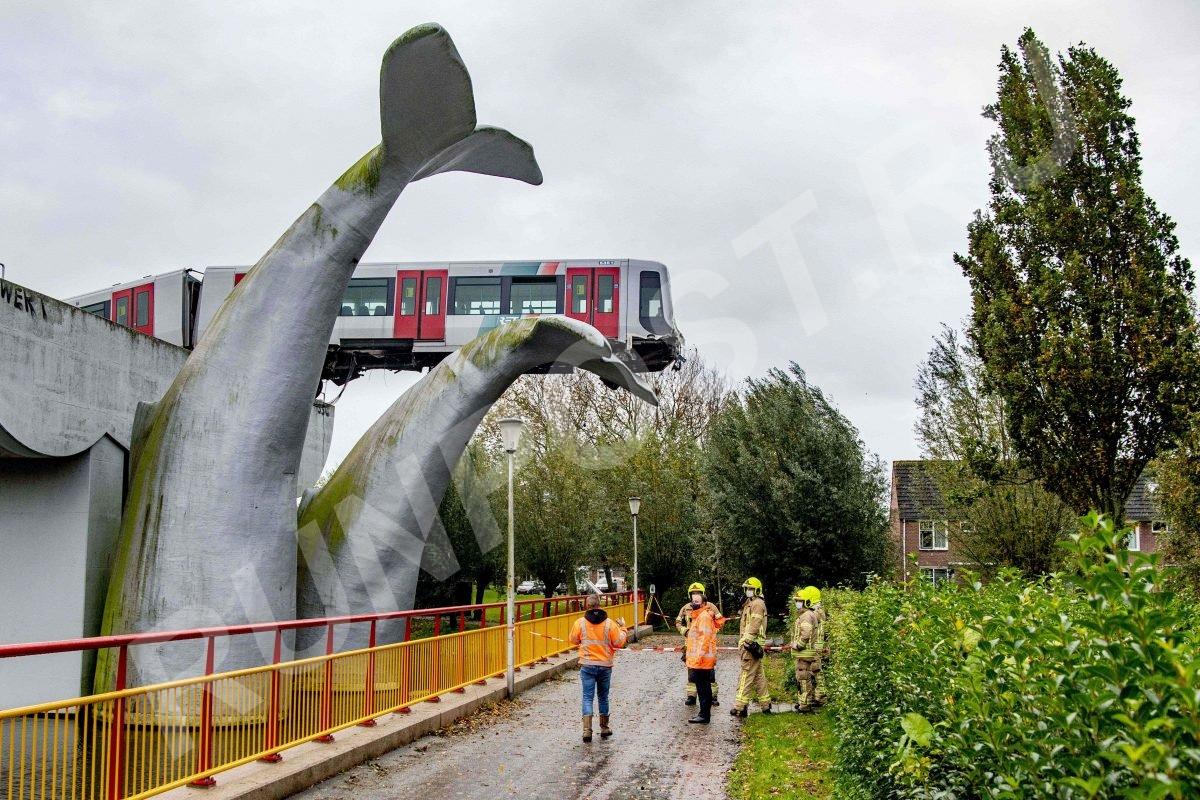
292, 636, 746, 800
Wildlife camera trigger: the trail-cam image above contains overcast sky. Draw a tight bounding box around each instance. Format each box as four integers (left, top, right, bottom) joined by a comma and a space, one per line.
3, 1, 1198, 471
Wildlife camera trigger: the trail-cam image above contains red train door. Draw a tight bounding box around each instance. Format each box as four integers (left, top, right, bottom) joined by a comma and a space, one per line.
394, 270, 421, 338
132, 282, 154, 336
565, 267, 591, 326
111, 288, 132, 327
591, 267, 620, 338
418, 269, 447, 340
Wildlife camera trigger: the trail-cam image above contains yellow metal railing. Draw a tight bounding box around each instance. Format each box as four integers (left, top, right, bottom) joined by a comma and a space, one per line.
0, 599, 635, 799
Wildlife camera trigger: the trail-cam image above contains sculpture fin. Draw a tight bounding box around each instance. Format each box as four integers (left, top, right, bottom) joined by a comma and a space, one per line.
413, 126, 543, 185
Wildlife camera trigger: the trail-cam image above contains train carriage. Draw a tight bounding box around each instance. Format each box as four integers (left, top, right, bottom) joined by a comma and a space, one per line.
66, 259, 682, 384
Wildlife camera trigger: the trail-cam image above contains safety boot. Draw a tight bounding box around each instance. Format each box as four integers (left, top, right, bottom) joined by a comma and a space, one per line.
684, 695, 697, 706
599, 714, 612, 739
730, 706, 747, 718
582, 715, 593, 743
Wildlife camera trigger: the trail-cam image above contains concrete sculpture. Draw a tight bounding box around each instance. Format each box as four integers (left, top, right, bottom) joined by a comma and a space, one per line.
99, 24, 543, 685
296, 316, 657, 650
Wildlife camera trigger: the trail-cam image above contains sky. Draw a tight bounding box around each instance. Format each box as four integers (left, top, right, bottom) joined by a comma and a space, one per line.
3, 1, 1198, 472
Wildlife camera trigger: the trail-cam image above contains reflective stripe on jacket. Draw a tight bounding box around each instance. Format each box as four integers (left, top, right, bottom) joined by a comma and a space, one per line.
739, 595, 768, 646
569, 616, 627, 667
685, 603, 725, 669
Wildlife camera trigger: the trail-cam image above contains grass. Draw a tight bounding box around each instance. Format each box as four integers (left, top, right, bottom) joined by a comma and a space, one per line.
728, 706, 834, 800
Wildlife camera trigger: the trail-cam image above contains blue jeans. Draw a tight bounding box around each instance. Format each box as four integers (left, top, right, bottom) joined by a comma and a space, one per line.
580, 665, 612, 715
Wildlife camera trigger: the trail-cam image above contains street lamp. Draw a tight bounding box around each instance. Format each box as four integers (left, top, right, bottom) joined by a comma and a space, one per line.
628, 496, 641, 642
498, 417, 524, 698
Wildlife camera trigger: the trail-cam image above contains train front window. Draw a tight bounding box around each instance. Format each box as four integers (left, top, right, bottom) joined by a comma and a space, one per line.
115, 297, 129, 326
452, 277, 501, 315
425, 277, 442, 315
510, 278, 557, 315
639, 271, 669, 334
341, 278, 392, 317
597, 275, 614, 314
81, 301, 109, 318
572, 275, 588, 314
135, 291, 150, 326
400, 278, 417, 316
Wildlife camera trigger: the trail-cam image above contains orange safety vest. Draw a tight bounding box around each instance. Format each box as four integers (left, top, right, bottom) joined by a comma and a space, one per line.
685, 603, 725, 669
570, 616, 627, 667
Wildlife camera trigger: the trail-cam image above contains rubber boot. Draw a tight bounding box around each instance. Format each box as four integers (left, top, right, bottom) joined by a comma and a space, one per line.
599, 714, 612, 739
582, 715, 593, 743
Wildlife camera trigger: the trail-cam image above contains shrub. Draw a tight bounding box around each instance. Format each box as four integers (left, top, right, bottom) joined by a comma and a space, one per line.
830, 513, 1200, 798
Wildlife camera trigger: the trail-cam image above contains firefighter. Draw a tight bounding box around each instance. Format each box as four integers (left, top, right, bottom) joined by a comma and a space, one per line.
568, 593, 628, 742
675, 582, 720, 707
730, 577, 771, 717
682, 583, 726, 723
792, 586, 825, 713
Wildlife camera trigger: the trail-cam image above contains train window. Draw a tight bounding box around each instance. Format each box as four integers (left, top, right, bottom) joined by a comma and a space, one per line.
81, 301, 109, 318
400, 278, 417, 316
341, 278, 392, 317
510, 278, 557, 315
425, 277, 443, 315
597, 275, 614, 314
640, 271, 670, 334
115, 296, 129, 326
452, 277, 501, 315
571, 275, 588, 314
135, 291, 150, 327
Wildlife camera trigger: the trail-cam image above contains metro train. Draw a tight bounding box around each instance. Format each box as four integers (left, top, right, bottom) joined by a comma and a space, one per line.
66, 259, 683, 384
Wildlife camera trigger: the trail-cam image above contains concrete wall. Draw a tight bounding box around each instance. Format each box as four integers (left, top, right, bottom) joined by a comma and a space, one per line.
0, 437, 123, 707
0, 280, 335, 708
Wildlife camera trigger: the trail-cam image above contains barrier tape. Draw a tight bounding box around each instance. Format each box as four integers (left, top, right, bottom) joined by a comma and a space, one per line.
528, 631, 791, 653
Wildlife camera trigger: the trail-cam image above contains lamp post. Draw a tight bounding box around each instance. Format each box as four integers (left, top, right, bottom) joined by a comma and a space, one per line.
628, 496, 641, 642
498, 417, 524, 698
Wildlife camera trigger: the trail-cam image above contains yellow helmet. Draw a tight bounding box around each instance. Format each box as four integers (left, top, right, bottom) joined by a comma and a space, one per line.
687, 582, 706, 594
799, 586, 821, 605
742, 577, 763, 593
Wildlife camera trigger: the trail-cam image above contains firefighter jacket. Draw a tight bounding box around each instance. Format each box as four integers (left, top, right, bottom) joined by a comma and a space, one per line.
569, 608, 628, 667
739, 595, 768, 646
684, 603, 726, 669
792, 607, 825, 659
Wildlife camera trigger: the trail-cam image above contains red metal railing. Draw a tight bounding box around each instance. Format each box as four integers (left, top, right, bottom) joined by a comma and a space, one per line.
0, 591, 641, 799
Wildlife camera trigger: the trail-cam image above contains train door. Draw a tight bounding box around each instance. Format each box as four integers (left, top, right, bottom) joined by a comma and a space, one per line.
111, 288, 132, 327
565, 267, 591, 327
394, 270, 421, 339
418, 269, 447, 340
132, 282, 154, 336
591, 266, 620, 338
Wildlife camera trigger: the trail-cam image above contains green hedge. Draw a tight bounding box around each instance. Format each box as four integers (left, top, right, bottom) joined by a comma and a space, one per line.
828, 513, 1200, 799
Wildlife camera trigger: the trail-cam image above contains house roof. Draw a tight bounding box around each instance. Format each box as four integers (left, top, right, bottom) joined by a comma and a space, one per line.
892, 460, 1161, 521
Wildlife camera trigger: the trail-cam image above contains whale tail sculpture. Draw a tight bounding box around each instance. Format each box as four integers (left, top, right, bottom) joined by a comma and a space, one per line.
97, 24, 542, 690
295, 316, 657, 652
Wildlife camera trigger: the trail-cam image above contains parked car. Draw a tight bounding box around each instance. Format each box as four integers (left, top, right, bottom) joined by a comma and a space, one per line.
515, 580, 538, 594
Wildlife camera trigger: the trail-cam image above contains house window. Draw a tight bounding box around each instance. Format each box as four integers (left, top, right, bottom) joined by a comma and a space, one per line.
340, 278, 393, 317
1126, 527, 1141, 551
921, 567, 954, 586
452, 277, 501, 315
1151, 520, 1169, 535
919, 520, 949, 550
510, 277, 558, 315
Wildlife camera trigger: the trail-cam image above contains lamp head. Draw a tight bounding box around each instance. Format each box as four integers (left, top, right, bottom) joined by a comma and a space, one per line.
628, 496, 641, 516
498, 417, 524, 454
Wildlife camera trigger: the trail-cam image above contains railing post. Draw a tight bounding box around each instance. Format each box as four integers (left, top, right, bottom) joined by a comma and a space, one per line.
360, 620, 378, 727
397, 616, 412, 714
315, 624, 335, 742
427, 615, 442, 703
458, 612, 466, 633
189, 636, 217, 787
259, 630, 283, 762
106, 645, 128, 800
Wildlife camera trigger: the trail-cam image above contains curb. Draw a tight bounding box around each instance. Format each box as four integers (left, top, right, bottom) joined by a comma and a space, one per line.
159, 624, 652, 800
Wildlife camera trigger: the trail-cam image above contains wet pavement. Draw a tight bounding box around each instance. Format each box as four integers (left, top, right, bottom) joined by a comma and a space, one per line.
291, 635, 746, 800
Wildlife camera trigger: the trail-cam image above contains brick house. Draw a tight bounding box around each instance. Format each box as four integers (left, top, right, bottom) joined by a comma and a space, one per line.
890, 460, 1168, 583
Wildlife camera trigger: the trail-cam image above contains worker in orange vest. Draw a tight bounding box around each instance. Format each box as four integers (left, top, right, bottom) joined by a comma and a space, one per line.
568, 593, 629, 742
683, 582, 726, 724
